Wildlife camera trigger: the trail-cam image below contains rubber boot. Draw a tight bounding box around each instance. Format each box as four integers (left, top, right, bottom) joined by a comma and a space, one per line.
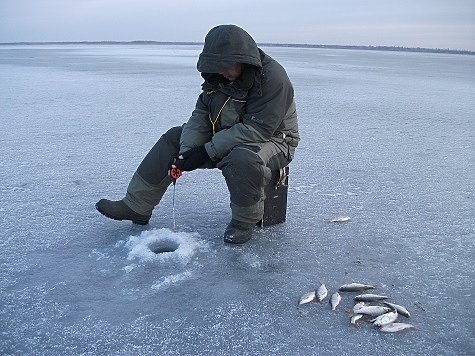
96, 173, 173, 225
95, 199, 151, 225
223, 219, 256, 244
223, 200, 264, 244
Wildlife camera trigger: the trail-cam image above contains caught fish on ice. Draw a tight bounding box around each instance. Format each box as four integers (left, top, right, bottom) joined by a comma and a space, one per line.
379, 322, 415, 333
353, 302, 366, 313
298, 290, 316, 305
348, 313, 364, 328
383, 302, 411, 318
354, 293, 390, 302
370, 309, 398, 327
293, 279, 418, 335
339, 283, 378, 292
329, 292, 341, 311
326, 216, 351, 223
316, 282, 328, 303
355, 305, 391, 317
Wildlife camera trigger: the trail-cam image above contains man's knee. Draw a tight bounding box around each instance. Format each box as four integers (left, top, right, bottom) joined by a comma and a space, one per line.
162, 126, 182, 147
219, 146, 271, 207
136, 125, 182, 184
225, 146, 262, 172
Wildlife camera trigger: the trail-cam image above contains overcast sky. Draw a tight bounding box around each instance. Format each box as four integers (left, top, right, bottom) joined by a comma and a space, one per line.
0, 0, 474, 51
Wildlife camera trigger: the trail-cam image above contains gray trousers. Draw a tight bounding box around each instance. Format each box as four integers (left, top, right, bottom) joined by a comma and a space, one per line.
124, 126, 291, 223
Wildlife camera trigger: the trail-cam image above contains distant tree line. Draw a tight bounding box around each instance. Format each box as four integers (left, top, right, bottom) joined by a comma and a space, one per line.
1, 41, 473, 55
260, 43, 474, 55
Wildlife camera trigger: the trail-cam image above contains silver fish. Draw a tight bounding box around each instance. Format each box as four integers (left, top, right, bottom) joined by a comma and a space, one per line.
316, 283, 328, 303
353, 302, 366, 313
371, 309, 398, 327
339, 283, 378, 292
357, 305, 391, 316
383, 302, 411, 318
330, 292, 341, 311
354, 293, 390, 302
379, 322, 415, 333
298, 290, 316, 305
329, 216, 350, 223
349, 313, 364, 328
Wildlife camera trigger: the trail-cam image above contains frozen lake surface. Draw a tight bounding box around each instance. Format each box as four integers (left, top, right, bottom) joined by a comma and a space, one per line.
1, 44, 474, 355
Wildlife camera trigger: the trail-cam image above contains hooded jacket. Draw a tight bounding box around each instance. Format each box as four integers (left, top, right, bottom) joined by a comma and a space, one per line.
180, 25, 299, 162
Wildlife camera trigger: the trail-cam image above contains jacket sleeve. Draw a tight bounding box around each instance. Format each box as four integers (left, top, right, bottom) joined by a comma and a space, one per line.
180, 92, 213, 153
205, 73, 294, 160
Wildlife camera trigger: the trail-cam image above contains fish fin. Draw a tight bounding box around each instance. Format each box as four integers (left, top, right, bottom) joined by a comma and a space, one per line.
347, 323, 359, 329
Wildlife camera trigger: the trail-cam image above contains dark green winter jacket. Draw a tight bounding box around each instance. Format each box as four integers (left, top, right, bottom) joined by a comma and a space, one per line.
180, 25, 300, 162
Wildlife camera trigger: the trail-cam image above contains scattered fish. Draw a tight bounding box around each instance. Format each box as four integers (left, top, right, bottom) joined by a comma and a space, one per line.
379, 322, 415, 333
327, 216, 351, 223
383, 302, 411, 318
356, 305, 391, 317
316, 282, 328, 303
348, 313, 364, 328
298, 290, 316, 305
295, 280, 417, 335
329, 292, 341, 311
339, 283, 378, 292
354, 293, 390, 302
371, 309, 398, 327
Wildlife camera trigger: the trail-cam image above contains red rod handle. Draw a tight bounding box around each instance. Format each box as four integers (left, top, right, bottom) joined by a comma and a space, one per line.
170, 167, 182, 180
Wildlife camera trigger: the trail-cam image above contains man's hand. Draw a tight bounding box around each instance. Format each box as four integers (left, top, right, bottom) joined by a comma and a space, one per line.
173, 146, 210, 172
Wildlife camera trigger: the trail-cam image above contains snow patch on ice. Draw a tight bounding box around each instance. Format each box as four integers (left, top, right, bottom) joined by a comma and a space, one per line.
151, 271, 193, 291
123, 265, 135, 273
125, 228, 207, 264
89, 248, 111, 261
240, 252, 262, 269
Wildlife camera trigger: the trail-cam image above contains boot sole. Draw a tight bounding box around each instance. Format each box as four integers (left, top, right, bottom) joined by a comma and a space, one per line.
223, 234, 252, 244
224, 237, 250, 244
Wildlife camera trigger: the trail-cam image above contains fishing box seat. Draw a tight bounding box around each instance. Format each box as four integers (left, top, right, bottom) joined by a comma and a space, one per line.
258, 166, 289, 228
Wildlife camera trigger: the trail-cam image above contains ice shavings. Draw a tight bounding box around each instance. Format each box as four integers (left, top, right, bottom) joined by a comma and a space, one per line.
123, 265, 135, 273
125, 228, 207, 264
89, 248, 111, 261
239, 252, 262, 269
151, 271, 193, 291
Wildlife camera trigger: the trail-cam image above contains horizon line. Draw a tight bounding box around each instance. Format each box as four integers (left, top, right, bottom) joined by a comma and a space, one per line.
0, 40, 473, 55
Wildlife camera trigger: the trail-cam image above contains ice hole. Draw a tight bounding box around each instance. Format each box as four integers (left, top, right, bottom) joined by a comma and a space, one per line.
148, 239, 180, 254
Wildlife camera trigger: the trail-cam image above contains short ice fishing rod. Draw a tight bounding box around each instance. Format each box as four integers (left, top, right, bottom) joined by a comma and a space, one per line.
170, 166, 182, 230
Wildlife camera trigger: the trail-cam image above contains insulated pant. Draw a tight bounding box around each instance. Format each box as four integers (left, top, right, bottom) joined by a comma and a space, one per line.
123, 125, 291, 223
